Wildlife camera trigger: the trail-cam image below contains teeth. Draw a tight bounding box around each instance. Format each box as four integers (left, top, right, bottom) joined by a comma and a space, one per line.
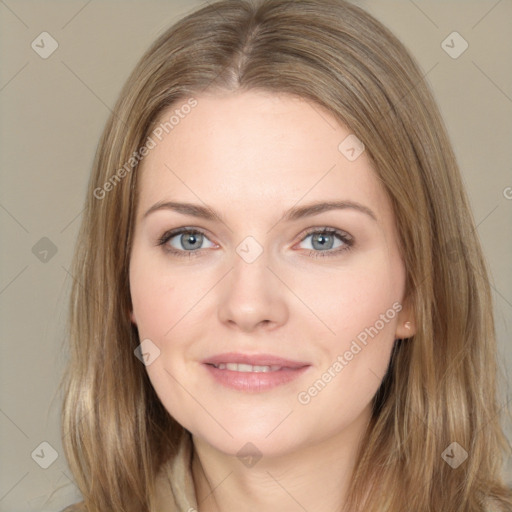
214, 363, 282, 372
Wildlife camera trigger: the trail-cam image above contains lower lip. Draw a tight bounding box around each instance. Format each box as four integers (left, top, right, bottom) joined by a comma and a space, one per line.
203, 364, 310, 392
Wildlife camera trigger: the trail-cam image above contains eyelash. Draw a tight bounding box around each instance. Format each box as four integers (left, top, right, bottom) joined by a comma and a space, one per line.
157, 227, 354, 260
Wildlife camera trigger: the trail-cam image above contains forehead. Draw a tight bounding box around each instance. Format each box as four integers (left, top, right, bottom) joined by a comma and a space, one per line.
136, 90, 392, 225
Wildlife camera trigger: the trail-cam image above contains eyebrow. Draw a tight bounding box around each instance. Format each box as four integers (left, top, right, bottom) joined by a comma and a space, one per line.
143, 199, 377, 224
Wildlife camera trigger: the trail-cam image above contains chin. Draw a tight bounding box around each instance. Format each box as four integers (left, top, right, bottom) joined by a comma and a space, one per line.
192, 426, 306, 460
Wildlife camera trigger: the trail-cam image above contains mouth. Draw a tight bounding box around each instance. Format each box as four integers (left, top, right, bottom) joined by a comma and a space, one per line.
202, 353, 311, 392
209, 363, 287, 372
203, 352, 309, 368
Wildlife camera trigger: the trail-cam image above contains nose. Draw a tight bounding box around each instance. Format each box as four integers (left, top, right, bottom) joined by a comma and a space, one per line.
217, 245, 289, 333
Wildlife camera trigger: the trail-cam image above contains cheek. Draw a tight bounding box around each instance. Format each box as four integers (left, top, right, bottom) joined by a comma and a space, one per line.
129, 253, 194, 419
130, 280, 172, 338
129, 248, 179, 339
314, 259, 402, 346
302, 255, 403, 398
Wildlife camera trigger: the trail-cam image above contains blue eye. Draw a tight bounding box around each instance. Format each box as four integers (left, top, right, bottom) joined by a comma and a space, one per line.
157, 228, 215, 258
297, 228, 353, 258
157, 227, 354, 259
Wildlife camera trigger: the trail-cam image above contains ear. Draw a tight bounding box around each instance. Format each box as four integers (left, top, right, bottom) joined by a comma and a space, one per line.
394, 297, 416, 339
130, 310, 137, 325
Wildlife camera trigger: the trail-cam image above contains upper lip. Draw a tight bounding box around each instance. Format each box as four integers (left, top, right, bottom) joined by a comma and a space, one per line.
202, 352, 310, 369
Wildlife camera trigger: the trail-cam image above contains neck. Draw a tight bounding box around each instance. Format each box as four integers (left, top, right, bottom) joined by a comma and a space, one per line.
191, 405, 372, 512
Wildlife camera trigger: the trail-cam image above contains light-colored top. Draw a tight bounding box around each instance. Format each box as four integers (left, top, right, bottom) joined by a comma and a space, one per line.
62, 430, 198, 512
153, 430, 198, 512
60, 432, 505, 511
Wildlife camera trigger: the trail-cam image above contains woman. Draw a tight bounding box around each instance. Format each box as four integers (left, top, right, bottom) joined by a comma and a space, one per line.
60, 0, 512, 510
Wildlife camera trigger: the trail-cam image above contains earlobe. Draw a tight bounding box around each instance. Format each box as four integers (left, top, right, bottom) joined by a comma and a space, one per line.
395, 319, 415, 339
394, 299, 416, 339
130, 310, 137, 325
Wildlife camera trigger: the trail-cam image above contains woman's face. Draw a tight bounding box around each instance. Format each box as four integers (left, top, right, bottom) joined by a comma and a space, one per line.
129, 90, 413, 458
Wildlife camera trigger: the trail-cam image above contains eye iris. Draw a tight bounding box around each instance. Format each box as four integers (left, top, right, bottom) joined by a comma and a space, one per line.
181, 232, 202, 250
312, 232, 333, 250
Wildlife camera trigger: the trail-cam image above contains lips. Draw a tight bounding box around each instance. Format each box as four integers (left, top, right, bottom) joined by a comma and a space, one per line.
202, 352, 311, 392
202, 352, 309, 370
202, 352, 311, 393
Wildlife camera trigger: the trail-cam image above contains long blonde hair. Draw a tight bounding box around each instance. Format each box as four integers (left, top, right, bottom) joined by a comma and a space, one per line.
60, 0, 512, 510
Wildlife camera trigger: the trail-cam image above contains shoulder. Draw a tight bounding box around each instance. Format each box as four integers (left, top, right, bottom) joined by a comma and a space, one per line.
60, 502, 86, 512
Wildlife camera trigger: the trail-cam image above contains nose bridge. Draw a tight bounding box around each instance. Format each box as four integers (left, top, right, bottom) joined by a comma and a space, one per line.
230, 234, 273, 299
216, 234, 288, 330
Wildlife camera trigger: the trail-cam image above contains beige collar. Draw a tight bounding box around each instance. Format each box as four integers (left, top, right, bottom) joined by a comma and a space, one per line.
153, 430, 199, 512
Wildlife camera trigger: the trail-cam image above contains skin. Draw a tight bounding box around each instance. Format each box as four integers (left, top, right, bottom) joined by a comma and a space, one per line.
129, 90, 415, 512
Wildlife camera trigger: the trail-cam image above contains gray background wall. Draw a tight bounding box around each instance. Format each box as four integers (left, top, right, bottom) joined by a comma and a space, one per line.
0, 1, 511, 510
